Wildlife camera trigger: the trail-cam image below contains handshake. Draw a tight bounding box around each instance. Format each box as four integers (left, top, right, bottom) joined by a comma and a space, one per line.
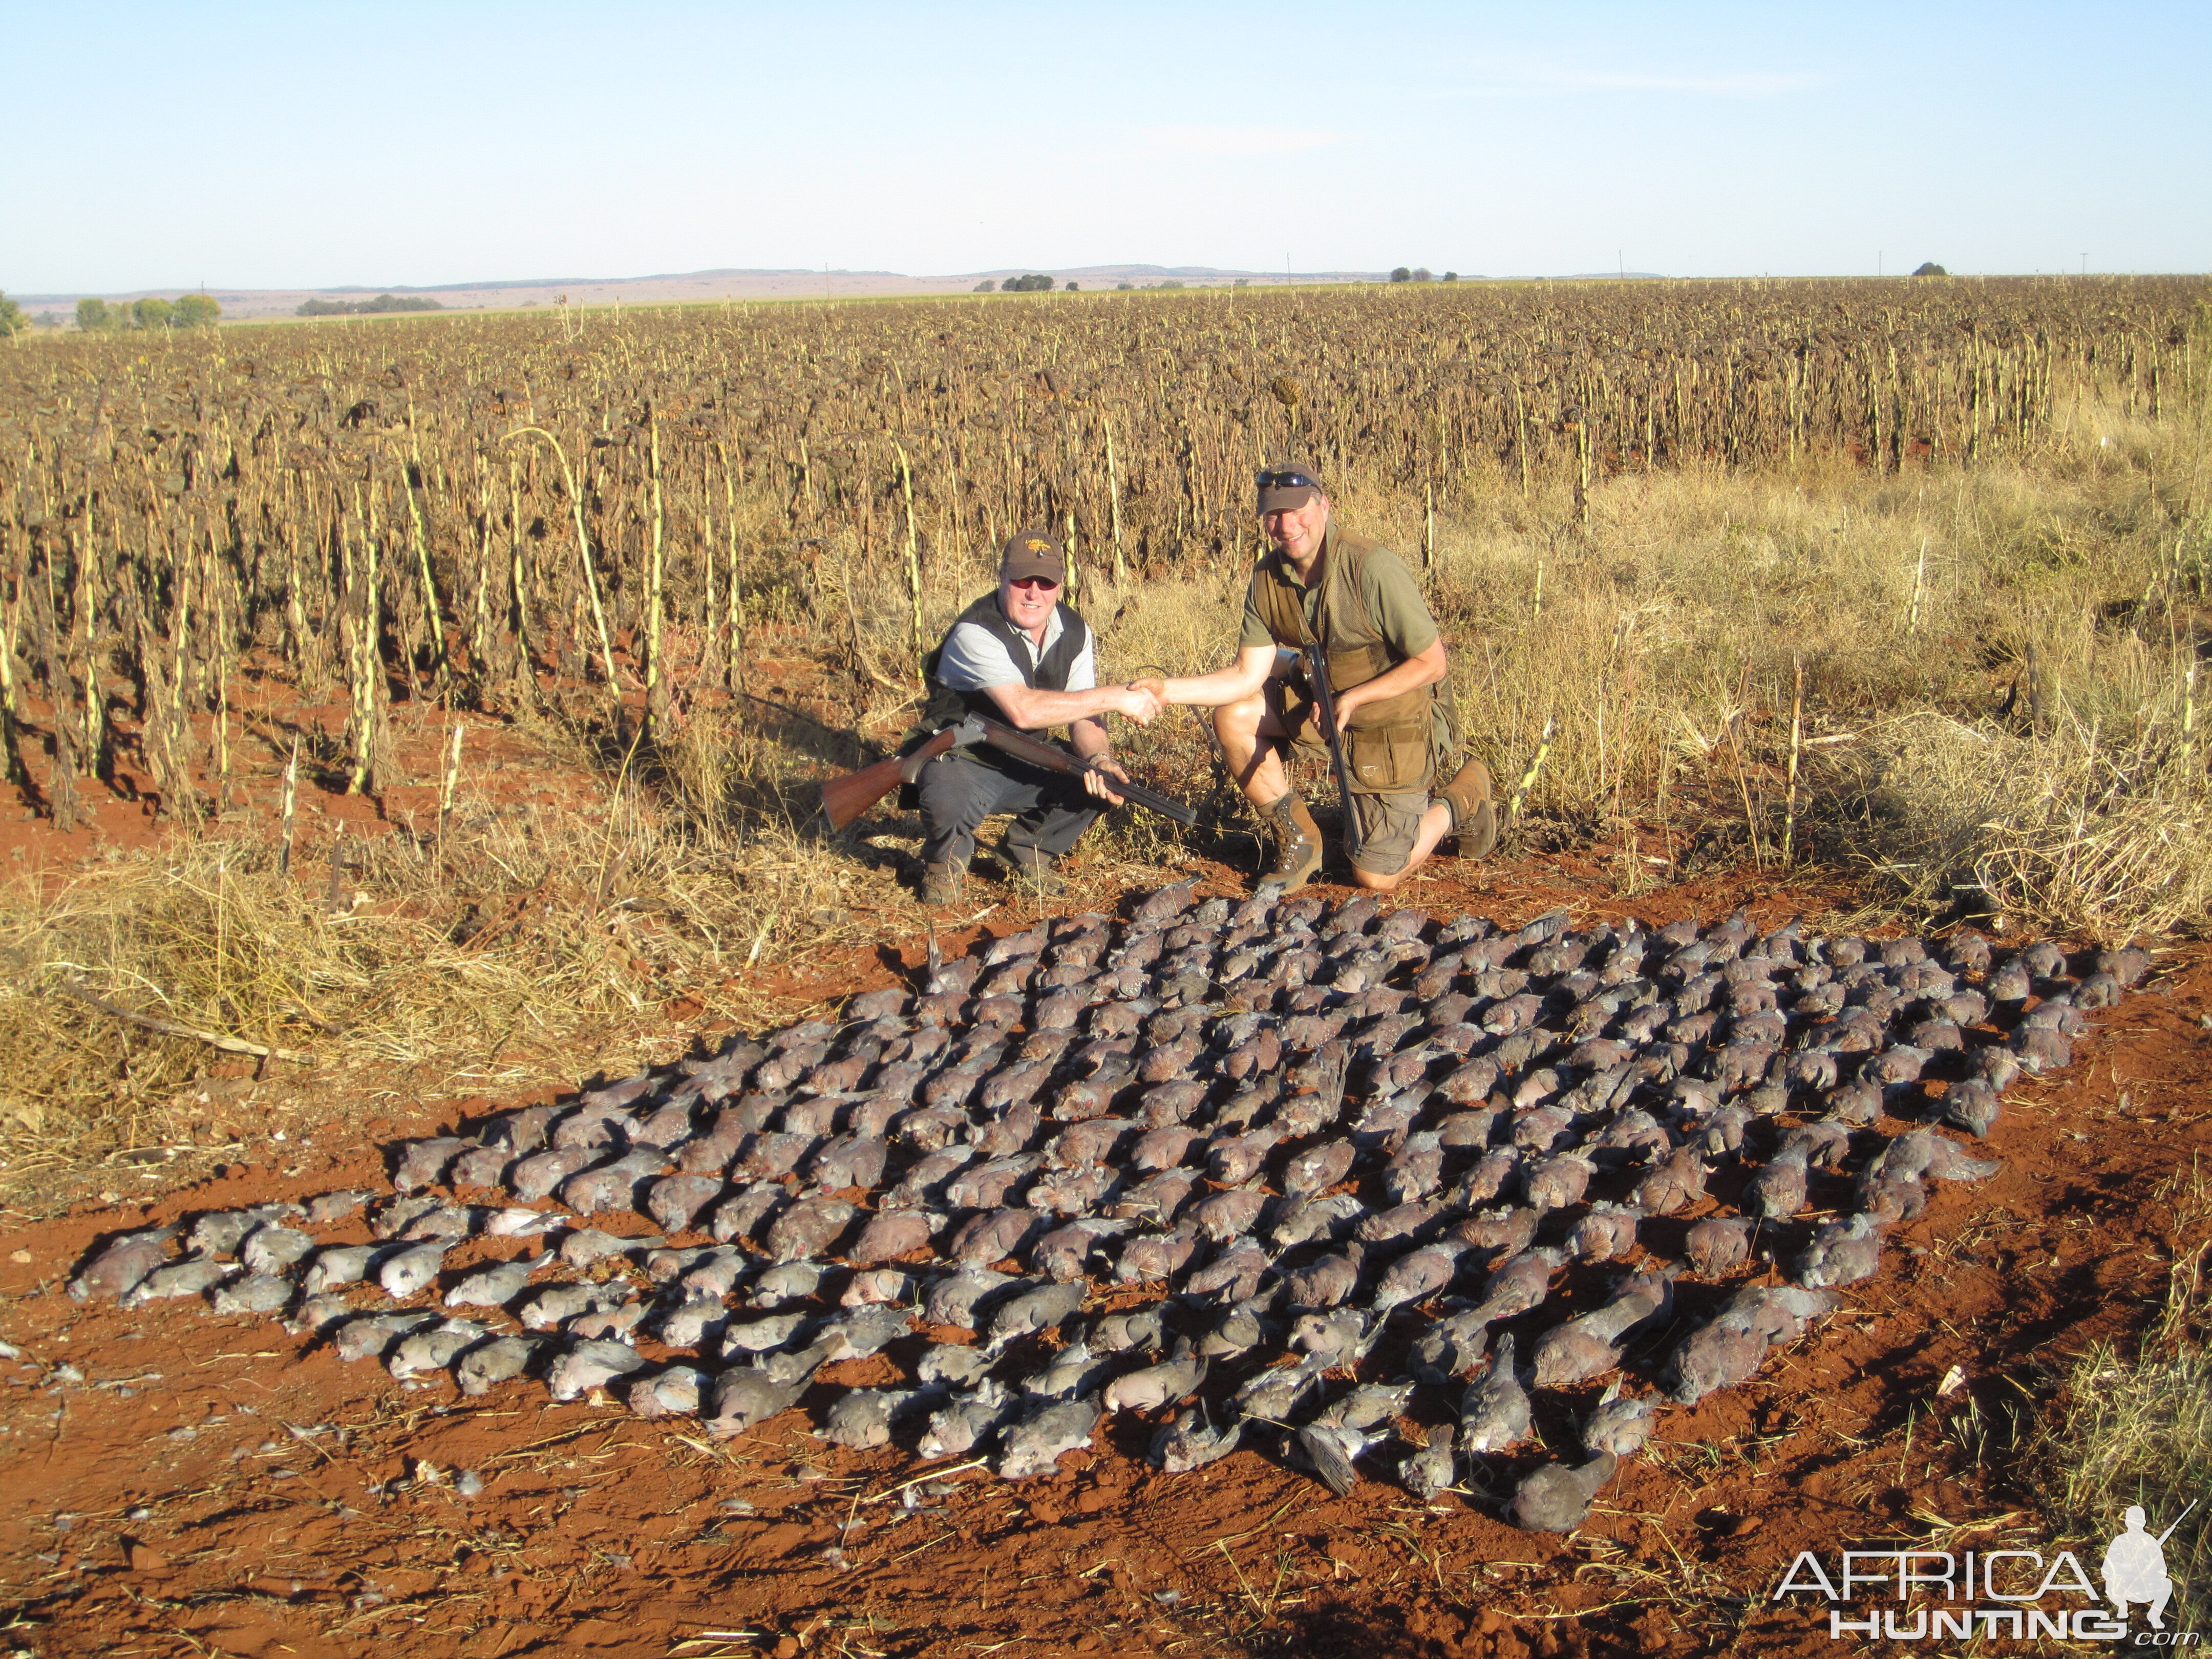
1110, 678, 1173, 724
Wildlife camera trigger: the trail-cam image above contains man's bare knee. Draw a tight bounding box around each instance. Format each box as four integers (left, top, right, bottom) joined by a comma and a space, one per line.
1350, 863, 1410, 893
1214, 695, 1266, 742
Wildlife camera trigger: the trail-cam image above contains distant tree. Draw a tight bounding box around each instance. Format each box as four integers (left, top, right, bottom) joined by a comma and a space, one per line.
1390, 267, 1412, 283
999, 273, 1054, 292
296, 293, 442, 316
1116, 282, 1134, 291
36, 311, 64, 331
1412, 267, 1433, 282
1912, 261, 1948, 278
0, 292, 25, 338
1233, 278, 1249, 288
174, 293, 220, 329
973, 280, 995, 292
1158, 280, 1184, 290
1442, 271, 1459, 283
76, 296, 114, 331
1064, 280, 1079, 291
130, 296, 174, 330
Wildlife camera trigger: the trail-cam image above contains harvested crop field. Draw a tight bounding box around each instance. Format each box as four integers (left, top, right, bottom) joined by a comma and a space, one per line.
4, 280, 2212, 1656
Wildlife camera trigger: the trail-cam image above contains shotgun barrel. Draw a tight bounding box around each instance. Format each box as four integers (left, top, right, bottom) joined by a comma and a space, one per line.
1301, 642, 1365, 857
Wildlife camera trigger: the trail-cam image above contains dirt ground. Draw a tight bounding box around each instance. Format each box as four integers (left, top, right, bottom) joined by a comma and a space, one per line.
4, 820, 2209, 1659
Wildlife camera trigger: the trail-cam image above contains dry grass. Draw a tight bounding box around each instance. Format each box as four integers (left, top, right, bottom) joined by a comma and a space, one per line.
2034, 1163, 2212, 1631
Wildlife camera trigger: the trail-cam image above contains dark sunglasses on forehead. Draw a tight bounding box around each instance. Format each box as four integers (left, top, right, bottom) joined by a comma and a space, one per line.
1256, 470, 1320, 492
1008, 575, 1059, 592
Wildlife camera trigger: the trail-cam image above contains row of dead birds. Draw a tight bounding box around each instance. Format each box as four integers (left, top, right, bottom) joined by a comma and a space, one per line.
66, 885, 2136, 1528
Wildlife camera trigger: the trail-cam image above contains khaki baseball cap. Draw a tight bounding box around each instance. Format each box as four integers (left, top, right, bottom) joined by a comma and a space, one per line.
1257, 464, 1325, 512
999, 528, 1067, 585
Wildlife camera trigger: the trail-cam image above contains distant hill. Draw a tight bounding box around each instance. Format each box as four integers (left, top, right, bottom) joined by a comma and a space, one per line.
16, 263, 1674, 324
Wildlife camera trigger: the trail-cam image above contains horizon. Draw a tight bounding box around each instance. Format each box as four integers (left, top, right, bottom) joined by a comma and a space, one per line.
4, 1, 2206, 295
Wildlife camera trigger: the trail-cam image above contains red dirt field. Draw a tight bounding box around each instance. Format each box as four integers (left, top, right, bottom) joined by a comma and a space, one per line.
4, 831, 2209, 1659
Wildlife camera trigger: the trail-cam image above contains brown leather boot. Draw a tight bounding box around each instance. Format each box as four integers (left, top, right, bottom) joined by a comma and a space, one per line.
989, 840, 1066, 896
920, 861, 965, 905
1257, 792, 1324, 894
1439, 757, 1499, 860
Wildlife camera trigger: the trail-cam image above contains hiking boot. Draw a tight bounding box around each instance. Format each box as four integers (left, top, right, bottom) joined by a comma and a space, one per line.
990, 841, 1067, 896
1439, 757, 1499, 860
1256, 792, 1324, 895
921, 861, 965, 906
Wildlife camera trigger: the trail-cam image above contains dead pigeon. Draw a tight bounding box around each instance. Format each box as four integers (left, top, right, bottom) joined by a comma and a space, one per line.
376, 1242, 450, 1300
1632, 1148, 1709, 1215
209, 1273, 294, 1315
919, 1380, 1015, 1459
1683, 1217, 1752, 1279
1581, 1388, 1661, 1457
1568, 1203, 1641, 1263
629, 1366, 707, 1419
444, 1253, 540, 1310
70, 1228, 176, 1302
1401, 1424, 1458, 1500
984, 1280, 1086, 1353
703, 1364, 807, 1438
389, 1319, 491, 1381
1795, 1214, 1882, 1288
1293, 1418, 1380, 1497
124, 1257, 235, 1305
456, 1334, 544, 1396
996, 1395, 1103, 1479
1529, 1270, 1672, 1388
1100, 1337, 1206, 1414
1459, 1334, 1533, 1454
1745, 1146, 1810, 1221
1152, 1408, 1243, 1473
241, 1225, 317, 1277
1506, 1453, 1617, 1532
545, 1338, 649, 1401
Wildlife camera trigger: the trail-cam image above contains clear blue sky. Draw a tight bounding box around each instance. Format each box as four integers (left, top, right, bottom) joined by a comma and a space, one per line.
7, 0, 2206, 293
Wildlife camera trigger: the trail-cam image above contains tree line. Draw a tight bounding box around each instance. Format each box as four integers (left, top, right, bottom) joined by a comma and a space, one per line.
75, 295, 221, 331
296, 293, 444, 316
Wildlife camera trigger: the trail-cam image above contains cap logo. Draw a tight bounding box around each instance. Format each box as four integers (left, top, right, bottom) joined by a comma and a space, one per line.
1024, 537, 1049, 552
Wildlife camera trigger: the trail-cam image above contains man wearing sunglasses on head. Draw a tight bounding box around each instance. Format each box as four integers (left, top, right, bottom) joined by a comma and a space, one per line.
908, 528, 1163, 905
1136, 465, 1496, 894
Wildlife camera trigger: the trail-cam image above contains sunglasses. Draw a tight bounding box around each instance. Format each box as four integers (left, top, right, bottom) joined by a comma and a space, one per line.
1008, 575, 1060, 592
1256, 470, 1320, 492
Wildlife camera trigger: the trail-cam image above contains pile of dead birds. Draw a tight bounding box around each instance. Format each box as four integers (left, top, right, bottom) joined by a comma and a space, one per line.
68, 883, 2141, 1532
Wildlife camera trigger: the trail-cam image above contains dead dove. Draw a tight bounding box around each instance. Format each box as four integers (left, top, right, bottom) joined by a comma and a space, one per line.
1100, 1337, 1206, 1414
456, 1334, 544, 1396
1293, 1418, 1380, 1497
208, 1273, 294, 1316
1744, 1145, 1810, 1221
821, 1387, 932, 1450
629, 1366, 707, 1419
1795, 1214, 1882, 1288
1529, 1269, 1673, 1389
444, 1253, 540, 1310
1371, 1242, 1471, 1315
1568, 1203, 1642, 1263
1407, 1307, 1491, 1385
1400, 1424, 1458, 1500
1581, 1388, 1661, 1457
703, 1364, 808, 1439
1090, 1306, 1166, 1355
983, 1280, 1086, 1353
1631, 1147, 1710, 1215
1506, 1453, 1618, 1532
918, 1380, 1015, 1459
333, 1311, 439, 1363
546, 1338, 651, 1401
1152, 1408, 1243, 1473
1682, 1217, 1751, 1279
1459, 1334, 1533, 1454
996, 1395, 1103, 1479
70, 1228, 176, 1302
125, 1257, 235, 1305
241, 1225, 317, 1277
376, 1242, 450, 1299
389, 1319, 491, 1380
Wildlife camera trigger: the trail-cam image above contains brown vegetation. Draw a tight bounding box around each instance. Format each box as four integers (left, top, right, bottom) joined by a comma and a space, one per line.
1, 278, 2208, 1209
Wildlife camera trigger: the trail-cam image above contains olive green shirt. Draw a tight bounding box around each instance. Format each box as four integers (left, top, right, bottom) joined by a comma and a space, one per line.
1238, 522, 1440, 660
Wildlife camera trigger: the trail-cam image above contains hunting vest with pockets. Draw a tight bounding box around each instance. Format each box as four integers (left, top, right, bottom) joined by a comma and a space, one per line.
1249, 524, 1456, 795
907, 592, 1090, 776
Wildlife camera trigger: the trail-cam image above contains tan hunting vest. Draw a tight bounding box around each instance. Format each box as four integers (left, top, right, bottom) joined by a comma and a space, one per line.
1248, 523, 1454, 794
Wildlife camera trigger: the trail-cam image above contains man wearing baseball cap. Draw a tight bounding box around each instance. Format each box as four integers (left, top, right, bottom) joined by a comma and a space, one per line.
908, 528, 1161, 905
1137, 464, 1495, 894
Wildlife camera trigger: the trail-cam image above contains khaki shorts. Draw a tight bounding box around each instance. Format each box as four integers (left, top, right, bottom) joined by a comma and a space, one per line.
1264, 682, 1433, 876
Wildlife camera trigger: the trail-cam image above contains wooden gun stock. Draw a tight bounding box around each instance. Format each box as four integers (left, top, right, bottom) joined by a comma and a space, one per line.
819, 727, 959, 832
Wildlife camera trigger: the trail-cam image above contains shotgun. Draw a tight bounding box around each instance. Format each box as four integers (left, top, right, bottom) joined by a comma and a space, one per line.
1301, 641, 1365, 857
819, 714, 1196, 833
